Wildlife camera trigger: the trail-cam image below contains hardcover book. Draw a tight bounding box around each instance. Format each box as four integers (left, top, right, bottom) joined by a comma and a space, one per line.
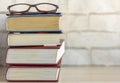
6, 13, 61, 31
8, 32, 64, 46
6, 41, 65, 65
6, 60, 61, 82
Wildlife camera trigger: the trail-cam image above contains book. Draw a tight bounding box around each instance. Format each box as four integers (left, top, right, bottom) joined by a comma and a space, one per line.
8, 30, 62, 33
6, 60, 61, 82
6, 41, 65, 65
7, 32, 64, 46
6, 13, 61, 31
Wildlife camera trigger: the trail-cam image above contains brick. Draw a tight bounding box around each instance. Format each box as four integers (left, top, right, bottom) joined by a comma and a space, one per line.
68, 0, 89, 13
68, 0, 116, 13
92, 49, 120, 66
115, 0, 120, 12
0, 14, 9, 48
59, 0, 68, 12
0, 0, 14, 12
22, 0, 59, 4
87, 0, 116, 13
59, 15, 88, 32
0, 14, 7, 31
0, 32, 7, 48
90, 14, 120, 32
66, 32, 120, 48
62, 49, 90, 65
0, 48, 7, 66
14, 0, 27, 3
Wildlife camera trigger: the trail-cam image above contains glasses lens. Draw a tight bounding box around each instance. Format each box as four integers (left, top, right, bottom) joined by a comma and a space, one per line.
37, 4, 56, 11
10, 4, 29, 12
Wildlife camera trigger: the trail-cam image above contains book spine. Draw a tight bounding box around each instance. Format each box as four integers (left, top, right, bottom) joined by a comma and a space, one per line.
8, 58, 62, 67
8, 45, 61, 49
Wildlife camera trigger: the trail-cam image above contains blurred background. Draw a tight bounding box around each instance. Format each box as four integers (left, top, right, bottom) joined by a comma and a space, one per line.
1, 0, 120, 66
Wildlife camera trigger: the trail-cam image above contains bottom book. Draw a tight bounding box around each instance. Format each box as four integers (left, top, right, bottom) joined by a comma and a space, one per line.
6, 60, 61, 82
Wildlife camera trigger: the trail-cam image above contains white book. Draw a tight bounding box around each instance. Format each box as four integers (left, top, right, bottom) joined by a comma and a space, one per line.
6, 41, 65, 65
8, 33, 64, 46
6, 66, 60, 82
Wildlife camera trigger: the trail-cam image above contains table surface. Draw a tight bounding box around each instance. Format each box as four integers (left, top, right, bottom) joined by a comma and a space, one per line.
1, 66, 120, 83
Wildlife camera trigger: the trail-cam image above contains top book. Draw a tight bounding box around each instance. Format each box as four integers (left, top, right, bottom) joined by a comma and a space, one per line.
6, 13, 61, 31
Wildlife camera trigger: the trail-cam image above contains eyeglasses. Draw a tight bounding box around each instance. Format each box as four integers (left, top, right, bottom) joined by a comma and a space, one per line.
7, 3, 59, 15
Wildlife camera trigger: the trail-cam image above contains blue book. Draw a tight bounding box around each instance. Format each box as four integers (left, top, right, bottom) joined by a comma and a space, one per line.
6, 13, 61, 17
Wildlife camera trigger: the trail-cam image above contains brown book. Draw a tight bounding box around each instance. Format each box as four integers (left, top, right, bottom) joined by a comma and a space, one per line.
6, 14, 61, 31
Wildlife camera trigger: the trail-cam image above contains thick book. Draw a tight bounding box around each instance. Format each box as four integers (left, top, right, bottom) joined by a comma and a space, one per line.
7, 32, 64, 46
6, 13, 61, 31
6, 41, 65, 65
6, 60, 61, 82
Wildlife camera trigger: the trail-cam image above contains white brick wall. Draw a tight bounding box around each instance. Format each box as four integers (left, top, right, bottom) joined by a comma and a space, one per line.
0, 48, 7, 66
68, 0, 117, 13
0, 0, 14, 13
87, 0, 116, 13
0, 14, 7, 31
59, 0, 68, 13
62, 49, 90, 65
0, 14, 8, 49
90, 14, 120, 32
66, 32, 120, 48
114, 0, 120, 12
1, 0, 120, 66
92, 48, 120, 66
60, 14, 88, 32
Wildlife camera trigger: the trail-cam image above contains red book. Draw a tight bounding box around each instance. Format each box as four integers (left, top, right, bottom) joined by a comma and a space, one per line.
6, 59, 62, 82
6, 41, 65, 65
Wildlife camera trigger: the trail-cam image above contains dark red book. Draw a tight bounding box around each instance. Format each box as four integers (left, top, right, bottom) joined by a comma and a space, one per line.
6, 59, 61, 82
6, 41, 65, 65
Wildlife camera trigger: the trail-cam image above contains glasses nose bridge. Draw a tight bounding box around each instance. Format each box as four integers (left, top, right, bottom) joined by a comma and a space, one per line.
28, 4, 38, 12
30, 4, 36, 7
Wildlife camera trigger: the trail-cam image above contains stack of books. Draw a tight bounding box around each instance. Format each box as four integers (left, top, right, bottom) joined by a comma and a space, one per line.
5, 13, 65, 82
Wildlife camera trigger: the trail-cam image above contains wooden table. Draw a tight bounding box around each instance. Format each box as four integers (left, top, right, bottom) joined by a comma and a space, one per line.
1, 66, 120, 83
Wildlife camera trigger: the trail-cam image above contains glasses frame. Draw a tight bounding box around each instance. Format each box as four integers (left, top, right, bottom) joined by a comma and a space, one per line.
8, 3, 59, 15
